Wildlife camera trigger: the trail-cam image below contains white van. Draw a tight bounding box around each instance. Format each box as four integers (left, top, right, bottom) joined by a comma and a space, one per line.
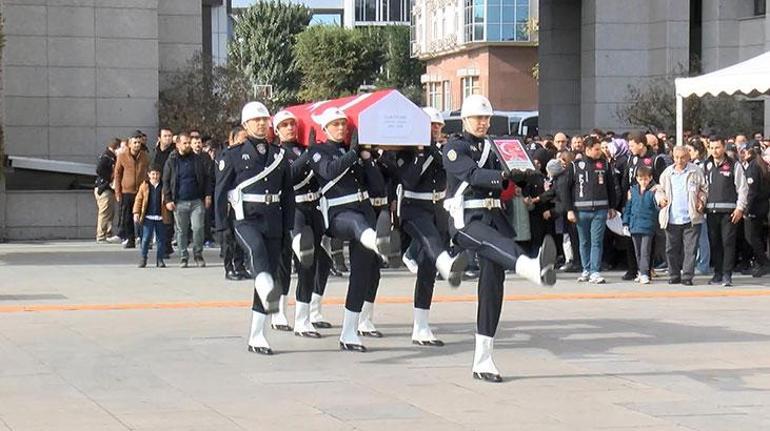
441, 110, 538, 138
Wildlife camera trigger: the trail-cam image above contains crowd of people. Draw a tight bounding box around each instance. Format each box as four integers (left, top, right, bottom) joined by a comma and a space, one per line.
91, 95, 770, 383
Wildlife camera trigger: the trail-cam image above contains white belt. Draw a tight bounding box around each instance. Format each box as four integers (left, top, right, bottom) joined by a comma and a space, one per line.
464, 198, 502, 210
574, 200, 609, 208
327, 190, 370, 208
295, 191, 321, 203
241, 192, 282, 204
144, 215, 163, 221
706, 202, 737, 209
370, 196, 389, 206
403, 190, 446, 203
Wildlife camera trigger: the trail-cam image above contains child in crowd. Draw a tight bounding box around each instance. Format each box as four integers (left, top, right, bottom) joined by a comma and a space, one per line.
133, 165, 170, 268
622, 166, 659, 284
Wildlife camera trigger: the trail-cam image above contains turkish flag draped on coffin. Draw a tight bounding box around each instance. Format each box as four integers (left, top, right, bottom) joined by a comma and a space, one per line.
281, 89, 431, 147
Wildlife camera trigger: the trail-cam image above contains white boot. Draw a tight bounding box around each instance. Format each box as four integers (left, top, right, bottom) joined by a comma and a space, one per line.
515, 236, 557, 287
472, 334, 501, 381
309, 293, 331, 328
247, 311, 272, 355
402, 253, 419, 274
292, 227, 314, 268
291, 233, 303, 261
294, 302, 320, 337
340, 308, 366, 351
254, 272, 280, 313
515, 255, 544, 286
359, 228, 378, 253
435, 251, 468, 287
357, 301, 381, 337
270, 295, 292, 331
412, 308, 443, 346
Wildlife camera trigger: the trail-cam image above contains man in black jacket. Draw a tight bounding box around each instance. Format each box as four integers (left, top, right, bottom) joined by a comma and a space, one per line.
94, 138, 121, 243
163, 132, 214, 268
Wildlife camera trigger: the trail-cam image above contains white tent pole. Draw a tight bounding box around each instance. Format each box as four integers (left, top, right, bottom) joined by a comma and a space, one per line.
676, 94, 684, 146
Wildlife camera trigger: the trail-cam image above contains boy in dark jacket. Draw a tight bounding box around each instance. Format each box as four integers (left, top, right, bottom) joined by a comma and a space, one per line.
622, 166, 659, 284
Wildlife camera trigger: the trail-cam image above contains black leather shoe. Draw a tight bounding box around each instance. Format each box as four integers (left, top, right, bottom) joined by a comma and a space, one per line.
358, 330, 383, 338
722, 273, 733, 287
412, 339, 445, 347
271, 324, 293, 332
180, 258, 189, 268
225, 270, 241, 281
473, 372, 502, 383
312, 321, 332, 329
295, 331, 322, 338
138, 257, 147, 268
235, 269, 251, 280
339, 342, 367, 352
668, 277, 681, 285
194, 255, 206, 267
682, 279, 693, 286
752, 265, 770, 278
247, 345, 273, 355
708, 273, 723, 285
156, 260, 166, 268
621, 271, 636, 281
124, 242, 136, 249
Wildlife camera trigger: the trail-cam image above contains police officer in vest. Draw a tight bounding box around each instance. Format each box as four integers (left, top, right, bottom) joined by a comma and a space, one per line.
566, 137, 620, 284
443, 95, 557, 382
704, 135, 748, 287
395, 106, 467, 346
273, 109, 331, 338
620, 131, 655, 280
215, 101, 305, 355
308, 107, 392, 352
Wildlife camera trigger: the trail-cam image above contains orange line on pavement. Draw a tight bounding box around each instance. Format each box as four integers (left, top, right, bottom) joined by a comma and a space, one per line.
2, 289, 770, 314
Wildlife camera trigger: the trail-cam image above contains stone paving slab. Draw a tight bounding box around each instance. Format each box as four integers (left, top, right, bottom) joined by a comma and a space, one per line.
3, 242, 770, 430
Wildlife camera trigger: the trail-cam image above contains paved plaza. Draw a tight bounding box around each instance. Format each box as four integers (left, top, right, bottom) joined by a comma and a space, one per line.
2, 242, 770, 430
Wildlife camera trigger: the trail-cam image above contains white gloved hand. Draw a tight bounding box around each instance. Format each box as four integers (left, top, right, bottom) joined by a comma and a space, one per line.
622, 226, 631, 237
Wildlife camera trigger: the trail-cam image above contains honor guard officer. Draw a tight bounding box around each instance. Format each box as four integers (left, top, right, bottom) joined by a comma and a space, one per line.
443, 95, 557, 382
215, 101, 303, 355
219, 126, 249, 281
395, 107, 468, 346
704, 136, 747, 287
274, 109, 331, 338
308, 107, 392, 352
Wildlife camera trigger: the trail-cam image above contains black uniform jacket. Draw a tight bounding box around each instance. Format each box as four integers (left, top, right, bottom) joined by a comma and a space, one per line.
214, 137, 294, 237
308, 139, 386, 220
396, 142, 447, 222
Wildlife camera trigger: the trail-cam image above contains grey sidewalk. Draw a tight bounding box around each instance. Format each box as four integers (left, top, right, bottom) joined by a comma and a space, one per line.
2, 242, 770, 430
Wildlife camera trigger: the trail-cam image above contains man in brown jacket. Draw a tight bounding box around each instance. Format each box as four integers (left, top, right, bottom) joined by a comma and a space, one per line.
115, 133, 150, 248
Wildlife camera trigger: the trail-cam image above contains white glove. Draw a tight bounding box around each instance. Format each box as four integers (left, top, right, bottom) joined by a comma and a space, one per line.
622, 226, 631, 237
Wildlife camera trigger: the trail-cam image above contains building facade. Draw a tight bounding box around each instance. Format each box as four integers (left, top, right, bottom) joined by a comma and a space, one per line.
538, 0, 770, 135
1, 0, 204, 240
412, 0, 539, 112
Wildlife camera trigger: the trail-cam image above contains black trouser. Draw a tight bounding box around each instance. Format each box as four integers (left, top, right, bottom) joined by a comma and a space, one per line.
295, 205, 332, 304
403, 216, 447, 310
621, 235, 638, 273
736, 220, 753, 267
328, 209, 379, 312
707, 211, 737, 275
665, 223, 700, 281
164, 212, 175, 254
454, 216, 526, 337
652, 226, 667, 267
744, 215, 768, 267
233, 221, 282, 314
222, 216, 245, 272
118, 193, 137, 244
276, 234, 292, 297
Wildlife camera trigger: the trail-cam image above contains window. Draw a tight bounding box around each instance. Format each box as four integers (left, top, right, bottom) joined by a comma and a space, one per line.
442, 81, 451, 110
756, 0, 766, 16
461, 76, 480, 101
428, 82, 443, 109
486, 0, 530, 41
356, 0, 410, 22
464, 0, 485, 42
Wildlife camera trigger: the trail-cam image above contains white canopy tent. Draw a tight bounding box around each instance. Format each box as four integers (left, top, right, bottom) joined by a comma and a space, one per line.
674, 51, 770, 145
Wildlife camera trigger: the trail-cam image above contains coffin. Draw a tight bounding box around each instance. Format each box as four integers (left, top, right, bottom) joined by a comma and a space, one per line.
282, 89, 431, 147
